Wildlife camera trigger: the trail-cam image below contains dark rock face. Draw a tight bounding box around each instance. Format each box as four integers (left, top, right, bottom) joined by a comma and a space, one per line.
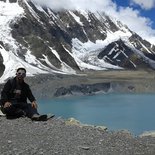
0, 0, 17, 2
0, 43, 5, 77
98, 39, 151, 69
0, 41, 4, 47
54, 82, 110, 97
54, 87, 72, 97
129, 34, 155, 61
0, 55, 5, 78
9, 0, 17, 2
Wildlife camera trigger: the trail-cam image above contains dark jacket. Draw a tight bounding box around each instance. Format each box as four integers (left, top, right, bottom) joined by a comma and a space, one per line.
0, 77, 35, 105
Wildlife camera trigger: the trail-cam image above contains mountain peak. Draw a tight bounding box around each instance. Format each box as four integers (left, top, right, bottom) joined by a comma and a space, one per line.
0, 0, 155, 82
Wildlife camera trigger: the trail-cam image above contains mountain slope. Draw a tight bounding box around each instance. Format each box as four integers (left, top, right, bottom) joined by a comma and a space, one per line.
0, 0, 155, 82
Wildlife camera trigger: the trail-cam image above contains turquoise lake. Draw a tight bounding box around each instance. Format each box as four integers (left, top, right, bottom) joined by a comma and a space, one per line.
38, 93, 155, 135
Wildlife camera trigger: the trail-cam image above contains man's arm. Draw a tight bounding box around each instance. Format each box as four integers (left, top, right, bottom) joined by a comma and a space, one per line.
1, 80, 12, 106
26, 84, 37, 108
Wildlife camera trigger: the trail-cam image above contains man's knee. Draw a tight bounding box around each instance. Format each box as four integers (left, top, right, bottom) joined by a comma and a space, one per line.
3, 106, 25, 117
2, 106, 14, 114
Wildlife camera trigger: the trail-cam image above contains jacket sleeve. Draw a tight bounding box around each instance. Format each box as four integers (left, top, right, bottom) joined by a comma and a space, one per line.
26, 84, 36, 102
1, 80, 12, 105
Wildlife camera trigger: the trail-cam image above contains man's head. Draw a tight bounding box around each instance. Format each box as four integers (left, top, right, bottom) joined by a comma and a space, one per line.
16, 67, 26, 81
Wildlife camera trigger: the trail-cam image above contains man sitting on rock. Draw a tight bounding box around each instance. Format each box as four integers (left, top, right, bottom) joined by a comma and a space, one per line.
0, 67, 54, 121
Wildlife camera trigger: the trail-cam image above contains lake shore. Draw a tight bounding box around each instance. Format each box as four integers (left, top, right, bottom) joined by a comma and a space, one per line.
26, 70, 155, 98
0, 116, 155, 155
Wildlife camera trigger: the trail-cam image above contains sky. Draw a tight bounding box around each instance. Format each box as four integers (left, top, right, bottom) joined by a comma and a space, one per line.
114, 0, 155, 28
31, 0, 155, 45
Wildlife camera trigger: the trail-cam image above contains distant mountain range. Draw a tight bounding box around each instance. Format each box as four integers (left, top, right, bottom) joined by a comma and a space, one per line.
0, 0, 155, 82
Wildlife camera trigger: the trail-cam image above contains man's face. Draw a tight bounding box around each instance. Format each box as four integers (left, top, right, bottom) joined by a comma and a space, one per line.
16, 69, 26, 80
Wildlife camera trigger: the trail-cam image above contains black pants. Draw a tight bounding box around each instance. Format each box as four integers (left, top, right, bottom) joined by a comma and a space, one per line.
2, 102, 38, 118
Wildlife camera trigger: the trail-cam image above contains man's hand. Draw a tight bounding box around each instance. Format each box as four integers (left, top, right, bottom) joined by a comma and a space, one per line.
4, 102, 12, 108
31, 101, 38, 109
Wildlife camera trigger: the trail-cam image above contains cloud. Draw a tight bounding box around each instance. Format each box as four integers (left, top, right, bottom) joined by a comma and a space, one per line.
31, 0, 116, 12
130, 0, 155, 10
107, 6, 155, 44
31, 0, 155, 44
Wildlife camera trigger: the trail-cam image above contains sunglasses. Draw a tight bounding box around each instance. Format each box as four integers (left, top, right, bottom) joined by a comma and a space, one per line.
17, 72, 26, 77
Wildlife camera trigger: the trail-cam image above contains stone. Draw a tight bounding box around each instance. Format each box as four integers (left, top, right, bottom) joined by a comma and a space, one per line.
140, 131, 155, 137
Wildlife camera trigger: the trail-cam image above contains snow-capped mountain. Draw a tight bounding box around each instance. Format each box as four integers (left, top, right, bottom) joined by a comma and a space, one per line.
0, 0, 155, 82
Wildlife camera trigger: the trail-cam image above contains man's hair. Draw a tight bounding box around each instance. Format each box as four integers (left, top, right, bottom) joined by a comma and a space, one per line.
17, 67, 26, 73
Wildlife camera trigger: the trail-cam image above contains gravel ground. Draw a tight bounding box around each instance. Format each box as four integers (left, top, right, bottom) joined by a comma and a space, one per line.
1, 71, 155, 155
0, 116, 155, 155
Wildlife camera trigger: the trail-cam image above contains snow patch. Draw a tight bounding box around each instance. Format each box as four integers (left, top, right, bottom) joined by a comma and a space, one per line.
71, 29, 132, 70
69, 11, 83, 26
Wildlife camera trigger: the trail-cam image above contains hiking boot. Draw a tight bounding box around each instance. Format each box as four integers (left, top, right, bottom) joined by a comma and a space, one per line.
31, 114, 48, 121
47, 113, 55, 119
